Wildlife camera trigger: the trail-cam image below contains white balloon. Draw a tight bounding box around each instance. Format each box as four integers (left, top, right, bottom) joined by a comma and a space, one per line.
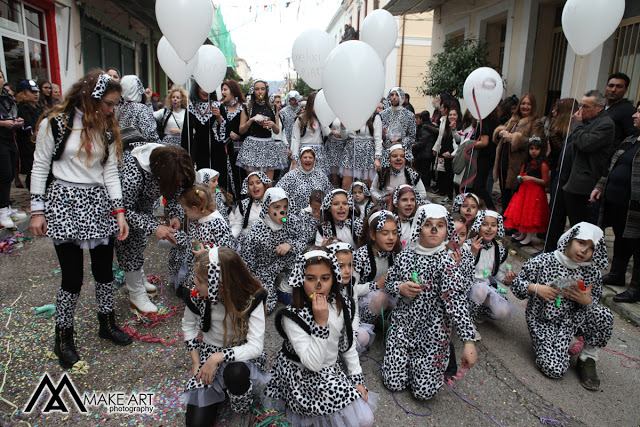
463, 67, 503, 120
292, 29, 334, 89
322, 41, 385, 131
157, 37, 193, 85
192, 45, 227, 94
360, 9, 398, 61
562, 0, 625, 56
156, 0, 213, 62
314, 90, 336, 127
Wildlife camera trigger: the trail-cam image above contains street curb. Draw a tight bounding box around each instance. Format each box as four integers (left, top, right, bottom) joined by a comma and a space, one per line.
0, 217, 30, 240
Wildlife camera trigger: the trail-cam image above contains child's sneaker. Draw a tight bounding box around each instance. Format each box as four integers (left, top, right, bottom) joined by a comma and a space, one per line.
577, 357, 600, 391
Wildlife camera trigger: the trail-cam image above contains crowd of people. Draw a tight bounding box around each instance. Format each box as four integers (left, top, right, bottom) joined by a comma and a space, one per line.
0, 66, 636, 426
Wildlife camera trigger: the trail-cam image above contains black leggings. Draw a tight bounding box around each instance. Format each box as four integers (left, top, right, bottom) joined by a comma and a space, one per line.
0, 142, 18, 208
54, 240, 115, 294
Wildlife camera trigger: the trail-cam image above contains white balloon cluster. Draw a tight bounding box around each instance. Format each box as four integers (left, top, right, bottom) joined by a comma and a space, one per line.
291, 10, 397, 131
155, 0, 227, 91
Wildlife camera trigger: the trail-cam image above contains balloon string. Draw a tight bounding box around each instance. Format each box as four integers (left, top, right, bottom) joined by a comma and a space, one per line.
543, 59, 582, 251
458, 87, 482, 194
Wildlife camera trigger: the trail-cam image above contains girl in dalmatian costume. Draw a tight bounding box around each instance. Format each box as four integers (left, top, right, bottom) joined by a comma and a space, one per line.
353, 209, 401, 328
241, 187, 306, 314
289, 92, 331, 175
229, 172, 272, 246
116, 142, 195, 313
236, 79, 287, 179
181, 247, 269, 425
279, 90, 302, 149
379, 87, 416, 166
451, 192, 483, 226
371, 145, 426, 204
326, 118, 347, 185
511, 222, 614, 391
350, 181, 376, 221
117, 75, 160, 145
29, 71, 132, 369
382, 204, 477, 401
340, 110, 383, 188
315, 189, 364, 248
196, 168, 231, 223
465, 210, 517, 323
276, 146, 333, 215
390, 184, 428, 248
264, 248, 377, 426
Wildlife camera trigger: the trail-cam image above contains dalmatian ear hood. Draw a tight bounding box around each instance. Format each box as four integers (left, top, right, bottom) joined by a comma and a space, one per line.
387, 87, 406, 108
556, 222, 608, 270
321, 188, 355, 213
288, 249, 342, 289
240, 172, 272, 196
392, 184, 427, 208
409, 204, 455, 243
120, 75, 145, 103
452, 192, 480, 213
130, 143, 166, 173
368, 209, 401, 232
326, 241, 354, 255
285, 90, 302, 104
260, 188, 289, 231
349, 180, 372, 198
471, 210, 505, 237
196, 168, 220, 185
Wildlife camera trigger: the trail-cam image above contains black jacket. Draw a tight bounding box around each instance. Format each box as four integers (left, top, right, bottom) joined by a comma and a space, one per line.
563, 110, 614, 196
412, 123, 435, 163
606, 98, 636, 146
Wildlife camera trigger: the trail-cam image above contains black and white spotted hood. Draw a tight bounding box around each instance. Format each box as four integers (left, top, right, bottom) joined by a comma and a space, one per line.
288, 249, 343, 289
556, 222, 608, 270
130, 142, 165, 173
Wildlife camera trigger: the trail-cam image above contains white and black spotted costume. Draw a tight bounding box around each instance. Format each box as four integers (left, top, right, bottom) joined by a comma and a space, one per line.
511, 223, 613, 379
390, 184, 428, 247
290, 116, 330, 175
196, 168, 230, 223
241, 188, 306, 313
382, 205, 476, 400
279, 91, 302, 148
153, 106, 185, 146
314, 189, 363, 248
276, 147, 333, 214
379, 87, 416, 165
181, 247, 269, 414
340, 114, 383, 181
350, 181, 376, 221
325, 118, 347, 175
118, 75, 160, 145
264, 250, 376, 426
229, 172, 272, 246
371, 157, 427, 202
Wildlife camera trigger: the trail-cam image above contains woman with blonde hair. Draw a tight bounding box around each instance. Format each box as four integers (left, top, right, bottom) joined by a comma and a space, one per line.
154, 85, 187, 145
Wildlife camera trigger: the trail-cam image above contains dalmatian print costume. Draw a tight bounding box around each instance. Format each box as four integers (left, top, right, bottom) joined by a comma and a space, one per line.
118, 76, 160, 145
340, 113, 383, 181
382, 204, 476, 401
451, 192, 481, 213
379, 87, 416, 166
181, 248, 269, 413
371, 157, 427, 202
276, 147, 333, 214
279, 91, 302, 147
391, 184, 428, 247
290, 116, 331, 175
315, 189, 364, 248
196, 168, 230, 223
241, 188, 306, 313
511, 223, 613, 379
264, 250, 376, 426
229, 172, 272, 245
325, 118, 347, 174
350, 181, 376, 221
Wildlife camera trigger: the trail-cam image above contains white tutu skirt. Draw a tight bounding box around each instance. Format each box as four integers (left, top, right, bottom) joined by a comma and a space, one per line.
263, 393, 378, 427
356, 323, 376, 353
237, 136, 289, 170
468, 281, 516, 321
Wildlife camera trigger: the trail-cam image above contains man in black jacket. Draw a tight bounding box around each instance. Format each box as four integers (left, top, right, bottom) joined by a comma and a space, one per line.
604, 72, 636, 148
563, 90, 614, 225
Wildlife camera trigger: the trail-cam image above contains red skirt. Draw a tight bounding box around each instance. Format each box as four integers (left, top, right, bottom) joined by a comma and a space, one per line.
503, 181, 550, 233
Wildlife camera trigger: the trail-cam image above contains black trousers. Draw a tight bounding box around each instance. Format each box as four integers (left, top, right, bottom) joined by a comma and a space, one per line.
437, 158, 454, 199
0, 142, 18, 208
473, 160, 496, 210
607, 203, 640, 283
54, 240, 115, 293
564, 191, 593, 226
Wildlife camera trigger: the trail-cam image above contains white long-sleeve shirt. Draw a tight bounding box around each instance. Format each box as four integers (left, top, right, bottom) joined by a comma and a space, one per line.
343, 115, 383, 157
473, 244, 507, 283
370, 170, 427, 201
229, 202, 262, 238
30, 111, 123, 211
431, 115, 448, 154
153, 108, 185, 137
182, 301, 265, 361
282, 303, 361, 375
290, 117, 330, 160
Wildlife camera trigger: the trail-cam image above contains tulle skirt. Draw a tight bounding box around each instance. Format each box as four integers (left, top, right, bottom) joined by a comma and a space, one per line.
503, 180, 550, 233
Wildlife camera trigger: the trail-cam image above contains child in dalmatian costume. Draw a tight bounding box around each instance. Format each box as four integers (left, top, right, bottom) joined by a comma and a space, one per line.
229, 172, 272, 248
371, 144, 426, 205
339, 112, 383, 187
196, 168, 231, 223
465, 210, 517, 323
511, 222, 614, 391
390, 184, 428, 248
241, 187, 306, 313
116, 142, 195, 313
315, 189, 364, 248
382, 204, 477, 401
29, 71, 132, 369
379, 87, 416, 166
451, 192, 483, 226
350, 181, 376, 221
264, 248, 377, 426
181, 247, 269, 425
117, 75, 160, 144
276, 146, 333, 215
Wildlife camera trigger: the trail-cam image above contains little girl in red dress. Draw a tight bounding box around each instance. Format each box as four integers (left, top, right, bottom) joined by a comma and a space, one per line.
504, 137, 550, 246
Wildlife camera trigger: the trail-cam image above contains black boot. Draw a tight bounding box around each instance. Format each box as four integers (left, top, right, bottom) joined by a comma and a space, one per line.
602, 254, 629, 287
98, 312, 133, 345
54, 325, 80, 369
576, 357, 600, 391
613, 281, 640, 303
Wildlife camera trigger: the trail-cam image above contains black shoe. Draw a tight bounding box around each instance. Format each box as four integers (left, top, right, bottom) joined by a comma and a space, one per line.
576, 357, 600, 391
602, 272, 626, 287
54, 325, 80, 369
98, 312, 133, 346
612, 283, 640, 303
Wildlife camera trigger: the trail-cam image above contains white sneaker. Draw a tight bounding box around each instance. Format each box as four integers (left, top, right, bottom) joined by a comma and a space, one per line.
0, 207, 16, 228
8, 206, 27, 220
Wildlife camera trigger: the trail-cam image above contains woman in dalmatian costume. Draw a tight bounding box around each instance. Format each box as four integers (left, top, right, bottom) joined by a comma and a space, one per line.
379, 87, 416, 166
229, 172, 272, 247
236, 79, 287, 179
116, 143, 195, 313
264, 248, 377, 426
390, 184, 427, 248
276, 146, 333, 215
241, 187, 306, 314
382, 204, 477, 400
371, 144, 426, 205
195, 168, 230, 223
315, 189, 364, 248
511, 222, 614, 391
30, 71, 132, 369
279, 90, 302, 149
350, 181, 376, 221
289, 92, 331, 175
340, 109, 383, 189
181, 247, 269, 425
117, 75, 160, 145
